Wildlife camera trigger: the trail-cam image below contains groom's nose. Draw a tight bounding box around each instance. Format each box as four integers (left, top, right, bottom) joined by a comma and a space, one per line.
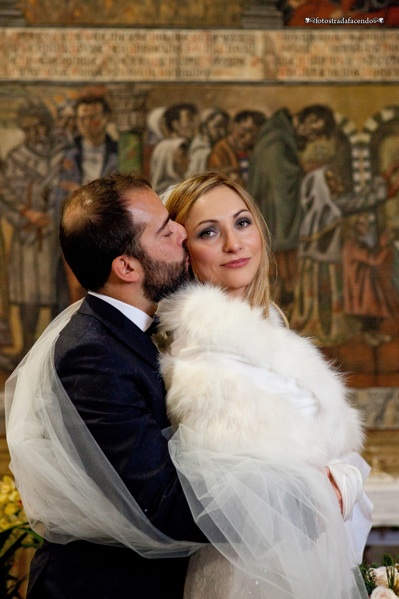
172, 220, 187, 246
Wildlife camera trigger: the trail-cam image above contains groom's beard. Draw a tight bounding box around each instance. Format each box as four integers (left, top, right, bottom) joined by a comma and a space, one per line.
140, 251, 189, 303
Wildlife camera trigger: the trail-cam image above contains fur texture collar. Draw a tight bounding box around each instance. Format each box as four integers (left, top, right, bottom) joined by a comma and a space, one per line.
158, 284, 363, 465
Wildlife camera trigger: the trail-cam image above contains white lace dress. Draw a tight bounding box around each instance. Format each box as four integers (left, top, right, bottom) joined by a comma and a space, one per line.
184, 545, 268, 599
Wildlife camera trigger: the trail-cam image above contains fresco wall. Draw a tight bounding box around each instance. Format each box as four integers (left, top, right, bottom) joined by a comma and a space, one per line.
0, 29, 398, 430
0, 9, 397, 545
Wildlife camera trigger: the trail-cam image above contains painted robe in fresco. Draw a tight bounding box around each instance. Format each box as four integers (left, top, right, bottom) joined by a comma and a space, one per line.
0, 141, 64, 307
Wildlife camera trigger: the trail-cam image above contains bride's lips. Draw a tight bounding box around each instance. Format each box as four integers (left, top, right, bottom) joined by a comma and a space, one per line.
222, 258, 250, 268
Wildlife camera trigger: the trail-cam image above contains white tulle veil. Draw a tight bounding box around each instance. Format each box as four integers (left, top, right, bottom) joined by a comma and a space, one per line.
168, 425, 368, 599
5, 302, 202, 557
4, 296, 369, 597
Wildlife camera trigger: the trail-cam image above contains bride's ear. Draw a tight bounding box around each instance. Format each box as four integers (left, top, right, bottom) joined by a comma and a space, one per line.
111, 255, 141, 283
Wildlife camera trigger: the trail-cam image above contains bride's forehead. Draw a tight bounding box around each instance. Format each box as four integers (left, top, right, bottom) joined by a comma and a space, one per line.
189, 189, 248, 219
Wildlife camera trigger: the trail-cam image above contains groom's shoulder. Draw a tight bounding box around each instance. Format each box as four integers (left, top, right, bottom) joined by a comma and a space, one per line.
55, 296, 121, 358
55, 295, 156, 370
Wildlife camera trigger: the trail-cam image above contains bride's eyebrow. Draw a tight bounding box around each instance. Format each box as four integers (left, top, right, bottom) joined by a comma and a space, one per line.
193, 218, 217, 230
193, 209, 250, 230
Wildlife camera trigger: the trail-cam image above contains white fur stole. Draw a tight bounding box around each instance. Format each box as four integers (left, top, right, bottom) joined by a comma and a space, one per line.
157, 284, 364, 467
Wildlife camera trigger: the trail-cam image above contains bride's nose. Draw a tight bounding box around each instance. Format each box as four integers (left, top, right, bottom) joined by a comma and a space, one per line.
222, 229, 241, 252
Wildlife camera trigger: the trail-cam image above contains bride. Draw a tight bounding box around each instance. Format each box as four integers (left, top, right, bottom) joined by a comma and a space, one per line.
158, 171, 372, 599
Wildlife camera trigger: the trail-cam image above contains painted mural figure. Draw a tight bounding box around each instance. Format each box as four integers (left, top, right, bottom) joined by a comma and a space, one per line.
143, 106, 167, 178
0, 243, 10, 347
291, 158, 388, 344
162, 103, 199, 144
248, 105, 336, 309
373, 127, 399, 240
53, 98, 78, 150
186, 107, 230, 176
54, 93, 119, 310
342, 211, 397, 346
0, 159, 12, 354
150, 137, 190, 196
208, 110, 265, 188
0, 101, 65, 360
150, 103, 198, 194
290, 163, 347, 343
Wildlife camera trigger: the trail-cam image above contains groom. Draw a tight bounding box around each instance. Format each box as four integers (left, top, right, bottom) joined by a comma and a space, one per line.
26, 172, 206, 598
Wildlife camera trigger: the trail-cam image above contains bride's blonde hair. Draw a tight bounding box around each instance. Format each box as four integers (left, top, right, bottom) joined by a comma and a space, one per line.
164, 170, 273, 318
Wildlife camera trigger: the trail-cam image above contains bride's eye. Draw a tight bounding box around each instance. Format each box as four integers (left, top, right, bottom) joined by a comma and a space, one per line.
236, 218, 252, 229
198, 227, 216, 239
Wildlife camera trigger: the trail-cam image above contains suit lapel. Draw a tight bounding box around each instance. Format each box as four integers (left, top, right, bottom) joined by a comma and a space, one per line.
79, 295, 159, 367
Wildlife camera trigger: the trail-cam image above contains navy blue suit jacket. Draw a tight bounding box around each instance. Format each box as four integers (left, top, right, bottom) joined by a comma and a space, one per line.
27, 295, 206, 599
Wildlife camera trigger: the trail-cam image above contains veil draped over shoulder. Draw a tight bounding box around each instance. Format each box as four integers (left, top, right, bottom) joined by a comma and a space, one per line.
5, 302, 202, 558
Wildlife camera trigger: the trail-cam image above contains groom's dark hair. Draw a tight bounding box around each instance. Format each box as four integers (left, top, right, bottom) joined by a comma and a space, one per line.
60, 172, 151, 291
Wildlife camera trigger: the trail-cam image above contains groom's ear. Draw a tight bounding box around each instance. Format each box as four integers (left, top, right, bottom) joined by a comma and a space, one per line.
111, 254, 142, 283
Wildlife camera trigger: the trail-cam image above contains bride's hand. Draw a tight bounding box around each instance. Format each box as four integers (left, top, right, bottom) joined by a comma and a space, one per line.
325, 466, 344, 514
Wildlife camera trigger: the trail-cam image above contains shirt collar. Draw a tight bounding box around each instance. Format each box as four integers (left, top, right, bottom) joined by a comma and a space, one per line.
88, 291, 154, 332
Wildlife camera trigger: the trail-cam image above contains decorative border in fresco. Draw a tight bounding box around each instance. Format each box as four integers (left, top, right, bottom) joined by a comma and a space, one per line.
1, 28, 399, 83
